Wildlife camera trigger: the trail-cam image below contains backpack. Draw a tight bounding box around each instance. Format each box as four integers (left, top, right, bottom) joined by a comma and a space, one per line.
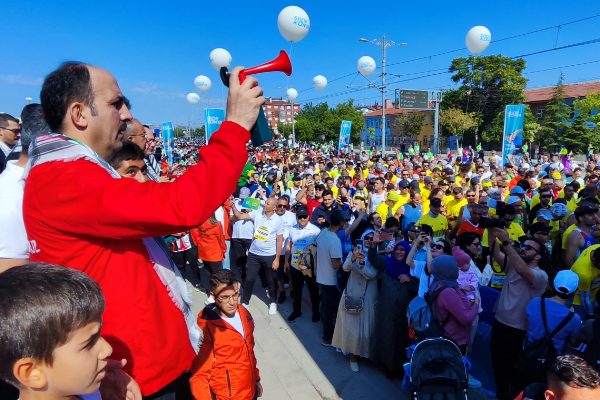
516, 299, 574, 383
298, 234, 320, 278
407, 286, 451, 339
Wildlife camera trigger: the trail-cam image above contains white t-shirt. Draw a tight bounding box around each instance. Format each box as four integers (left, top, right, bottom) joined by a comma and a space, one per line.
231, 200, 254, 239
0, 161, 28, 259
220, 311, 245, 338
411, 260, 434, 298
316, 228, 343, 285
285, 186, 302, 206
248, 210, 283, 256
278, 211, 297, 256
289, 222, 321, 270
173, 233, 192, 252
214, 205, 227, 236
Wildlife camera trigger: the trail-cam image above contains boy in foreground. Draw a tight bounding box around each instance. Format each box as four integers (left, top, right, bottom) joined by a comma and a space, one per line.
0, 263, 141, 400
108, 141, 149, 183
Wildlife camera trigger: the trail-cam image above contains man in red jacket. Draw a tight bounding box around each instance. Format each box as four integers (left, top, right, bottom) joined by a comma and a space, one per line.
23, 61, 264, 399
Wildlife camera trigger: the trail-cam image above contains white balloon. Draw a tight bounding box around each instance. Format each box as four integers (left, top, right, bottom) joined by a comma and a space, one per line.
357, 56, 376, 76
186, 93, 200, 105
277, 6, 310, 43
194, 75, 212, 93
286, 88, 298, 102
209, 48, 232, 71
466, 26, 492, 54
313, 75, 327, 90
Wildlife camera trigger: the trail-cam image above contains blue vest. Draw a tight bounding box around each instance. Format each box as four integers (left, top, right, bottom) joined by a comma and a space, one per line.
402, 203, 423, 236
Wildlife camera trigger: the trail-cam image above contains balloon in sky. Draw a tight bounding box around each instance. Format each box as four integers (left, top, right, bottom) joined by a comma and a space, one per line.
277, 6, 310, 43
209, 48, 232, 71
465, 26, 492, 54
186, 93, 200, 105
194, 75, 212, 93
357, 56, 376, 76
313, 75, 327, 90
286, 88, 298, 102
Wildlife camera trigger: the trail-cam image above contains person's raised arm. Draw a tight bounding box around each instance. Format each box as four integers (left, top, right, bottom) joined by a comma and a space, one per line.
296, 185, 308, 206
406, 236, 422, 269
492, 228, 536, 285
232, 206, 252, 221
345, 209, 366, 237
564, 231, 584, 268
487, 229, 506, 268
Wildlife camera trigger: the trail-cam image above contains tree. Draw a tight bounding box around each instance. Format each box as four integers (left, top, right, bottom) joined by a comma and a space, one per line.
541, 72, 571, 152
276, 122, 293, 139
394, 112, 426, 143
441, 55, 527, 146
523, 106, 541, 145
293, 99, 365, 143
439, 108, 478, 150
574, 90, 600, 125
563, 112, 593, 153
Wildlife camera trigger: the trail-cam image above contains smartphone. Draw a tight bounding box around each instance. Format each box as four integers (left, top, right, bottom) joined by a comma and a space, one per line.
379, 232, 393, 241
355, 239, 363, 252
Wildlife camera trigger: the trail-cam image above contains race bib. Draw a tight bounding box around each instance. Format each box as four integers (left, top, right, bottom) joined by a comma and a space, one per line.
254, 225, 271, 241
292, 249, 302, 266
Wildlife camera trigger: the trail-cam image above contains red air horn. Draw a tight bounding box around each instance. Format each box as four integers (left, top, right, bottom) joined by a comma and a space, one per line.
219, 51, 293, 146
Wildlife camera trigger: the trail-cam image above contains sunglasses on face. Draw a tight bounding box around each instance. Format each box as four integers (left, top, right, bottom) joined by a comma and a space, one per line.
277, 204, 288, 209
541, 195, 552, 199
432, 244, 444, 250
521, 244, 540, 254
297, 215, 309, 220
364, 236, 374, 241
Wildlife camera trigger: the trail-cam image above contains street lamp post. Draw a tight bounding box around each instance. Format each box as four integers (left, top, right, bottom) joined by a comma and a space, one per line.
358, 35, 406, 157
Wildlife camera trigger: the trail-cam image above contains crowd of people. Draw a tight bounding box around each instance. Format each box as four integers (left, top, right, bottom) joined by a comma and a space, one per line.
1, 60, 600, 400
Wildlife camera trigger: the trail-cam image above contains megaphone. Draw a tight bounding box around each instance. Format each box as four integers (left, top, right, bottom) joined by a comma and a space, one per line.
220, 51, 293, 147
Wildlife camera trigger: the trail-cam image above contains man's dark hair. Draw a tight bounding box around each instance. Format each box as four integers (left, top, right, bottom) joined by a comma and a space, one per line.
108, 141, 145, 170
517, 179, 531, 191
547, 355, 599, 390
452, 187, 463, 195
209, 269, 239, 294
384, 217, 400, 230
419, 223, 433, 237
376, 177, 385, 184
40, 61, 97, 132
322, 189, 334, 198
20, 104, 50, 149
330, 209, 345, 226
0, 263, 105, 386
324, 177, 333, 183
0, 113, 19, 128
279, 194, 290, 204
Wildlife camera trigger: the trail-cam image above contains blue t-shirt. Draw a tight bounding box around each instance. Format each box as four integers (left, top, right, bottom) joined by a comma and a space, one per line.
337, 230, 353, 262
526, 298, 584, 355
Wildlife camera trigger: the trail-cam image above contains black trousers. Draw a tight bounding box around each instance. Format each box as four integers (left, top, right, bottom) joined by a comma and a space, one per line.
319, 284, 341, 341
202, 260, 223, 276
143, 371, 192, 400
242, 252, 277, 305
230, 238, 252, 281
172, 247, 200, 283
290, 267, 320, 315
489, 319, 527, 400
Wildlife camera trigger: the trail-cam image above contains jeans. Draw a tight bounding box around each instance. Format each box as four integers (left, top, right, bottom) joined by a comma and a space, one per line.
230, 238, 252, 281
319, 284, 341, 341
143, 371, 192, 400
241, 252, 277, 305
290, 267, 320, 315
573, 302, 598, 322
489, 319, 527, 400
172, 247, 200, 285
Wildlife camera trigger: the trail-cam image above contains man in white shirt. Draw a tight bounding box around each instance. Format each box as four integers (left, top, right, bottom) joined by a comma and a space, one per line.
317, 209, 344, 346
229, 187, 255, 283
0, 113, 20, 173
275, 195, 298, 304
233, 197, 284, 315
285, 175, 303, 207
0, 105, 48, 273
284, 207, 321, 322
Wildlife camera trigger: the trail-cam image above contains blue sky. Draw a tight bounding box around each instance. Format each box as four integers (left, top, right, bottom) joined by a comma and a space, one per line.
1, 1, 599, 128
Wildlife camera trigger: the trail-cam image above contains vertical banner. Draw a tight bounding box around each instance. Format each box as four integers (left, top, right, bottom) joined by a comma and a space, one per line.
205, 108, 226, 143
338, 120, 352, 153
161, 122, 174, 165
501, 105, 525, 169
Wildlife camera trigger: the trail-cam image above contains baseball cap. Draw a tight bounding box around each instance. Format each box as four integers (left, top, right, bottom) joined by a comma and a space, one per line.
387, 191, 399, 202
424, 176, 433, 184
430, 198, 442, 208
446, 176, 456, 183
296, 207, 310, 219
315, 184, 326, 191
550, 203, 569, 218
529, 222, 551, 236
292, 174, 302, 181
376, 163, 383, 170
536, 208, 553, 221
239, 187, 251, 200
398, 180, 410, 188
482, 178, 493, 188
575, 206, 597, 220
552, 270, 579, 295
552, 171, 562, 180
395, 167, 402, 173
510, 186, 527, 195
507, 196, 521, 205
443, 168, 454, 175
538, 171, 548, 177
410, 180, 420, 190
438, 180, 448, 186
487, 188, 500, 199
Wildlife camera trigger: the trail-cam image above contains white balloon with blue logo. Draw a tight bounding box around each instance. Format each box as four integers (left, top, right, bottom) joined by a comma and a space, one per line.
194, 75, 212, 93
186, 93, 200, 105
286, 88, 298, 102
466, 26, 492, 54
357, 56, 376, 76
209, 48, 232, 71
313, 75, 327, 90
277, 6, 310, 43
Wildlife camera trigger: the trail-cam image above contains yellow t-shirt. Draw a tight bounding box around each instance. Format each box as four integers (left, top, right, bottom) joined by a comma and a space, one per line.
530, 193, 553, 209
347, 168, 356, 177
483, 223, 526, 289
376, 202, 394, 225
571, 244, 600, 306
482, 222, 525, 247
422, 199, 431, 215
391, 194, 410, 215
562, 224, 579, 250
447, 198, 468, 220
330, 186, 339, 197
421, 188, 431, 201
417, 213, 448, 242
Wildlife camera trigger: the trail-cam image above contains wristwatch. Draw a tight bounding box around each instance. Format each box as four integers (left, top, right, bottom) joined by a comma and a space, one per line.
502, 240, 511, 247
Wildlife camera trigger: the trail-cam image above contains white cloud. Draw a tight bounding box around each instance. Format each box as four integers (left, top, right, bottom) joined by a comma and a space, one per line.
0, 74, 43, 86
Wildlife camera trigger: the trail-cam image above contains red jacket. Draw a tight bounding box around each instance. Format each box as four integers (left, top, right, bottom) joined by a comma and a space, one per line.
23, 122, 250, 396
191, 221, 227, 262
190, 304, 260, 400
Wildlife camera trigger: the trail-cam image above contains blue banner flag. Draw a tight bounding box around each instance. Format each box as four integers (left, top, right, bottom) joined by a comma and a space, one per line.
338, 120, 352, 153
205, 108, 226, 143
501, 105, 525, 169
161, 122, 174, 164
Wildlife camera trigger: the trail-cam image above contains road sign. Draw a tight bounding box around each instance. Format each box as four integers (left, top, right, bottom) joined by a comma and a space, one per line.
397, 89, 429, 110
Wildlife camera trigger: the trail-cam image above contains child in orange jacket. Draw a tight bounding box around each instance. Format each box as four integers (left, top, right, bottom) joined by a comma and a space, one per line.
191, 214, 227, 276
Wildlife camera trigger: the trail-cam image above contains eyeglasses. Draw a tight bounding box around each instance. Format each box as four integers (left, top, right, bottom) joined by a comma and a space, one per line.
217, 292, 240, 303
0, 127, 21, 134
521, 244, 541, 254
297, 215, 308, 220
540, 195, 552, 199
277, 204, 289, 209
364, 236, 374, 241
432, 244, 445, 250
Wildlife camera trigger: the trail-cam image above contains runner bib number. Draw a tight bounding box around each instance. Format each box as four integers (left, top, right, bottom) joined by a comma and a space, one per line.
254, 225, 271, 241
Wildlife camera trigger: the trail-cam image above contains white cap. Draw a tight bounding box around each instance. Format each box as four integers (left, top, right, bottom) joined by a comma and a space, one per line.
553, 270, 579, 295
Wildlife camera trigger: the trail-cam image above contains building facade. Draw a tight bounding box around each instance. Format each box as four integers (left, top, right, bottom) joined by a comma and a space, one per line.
262, 97, 301, 132
360, 108, 435, 149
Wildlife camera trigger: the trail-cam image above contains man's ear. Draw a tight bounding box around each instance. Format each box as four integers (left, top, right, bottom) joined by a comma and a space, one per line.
13, 358, 48, 389
69, 102, 89, 130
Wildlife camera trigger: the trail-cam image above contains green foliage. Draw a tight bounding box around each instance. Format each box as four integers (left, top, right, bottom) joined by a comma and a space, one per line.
541, 72, 571, 151
441, 55, 527, 144
394, 112, 426, 138
439, 108, 478, 137
523, 106, 541, 143
293, 99, 365, 143
574, 90, 600, 124
563, 112, 593, 153
276, 122, 293, 139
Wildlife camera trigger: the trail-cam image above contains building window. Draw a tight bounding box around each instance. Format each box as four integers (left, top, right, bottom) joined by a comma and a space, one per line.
536, 107, 545, 120
424, 115, 429, 125
423, 136, 428, 146
267, 105, 272, 109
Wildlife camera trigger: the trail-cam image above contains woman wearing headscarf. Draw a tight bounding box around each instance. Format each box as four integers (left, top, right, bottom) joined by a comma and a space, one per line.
369, 240, 418, 378
332, 230, 379, 373
429, 255, 479, 355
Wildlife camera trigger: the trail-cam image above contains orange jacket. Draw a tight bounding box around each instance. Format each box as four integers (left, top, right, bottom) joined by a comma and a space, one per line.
222, 200, 233, 240
190, 221, 227, 262
190, 304, 260, 400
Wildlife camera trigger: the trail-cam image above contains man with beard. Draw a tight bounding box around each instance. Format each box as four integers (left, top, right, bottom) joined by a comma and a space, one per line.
311, 190, 340, 228
564, 207, 598, 268
529, 188, 553, 224
487, 229, 549, 400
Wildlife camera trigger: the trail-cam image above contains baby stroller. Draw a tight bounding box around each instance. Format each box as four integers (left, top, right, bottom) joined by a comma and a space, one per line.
407, 338, 469, 400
